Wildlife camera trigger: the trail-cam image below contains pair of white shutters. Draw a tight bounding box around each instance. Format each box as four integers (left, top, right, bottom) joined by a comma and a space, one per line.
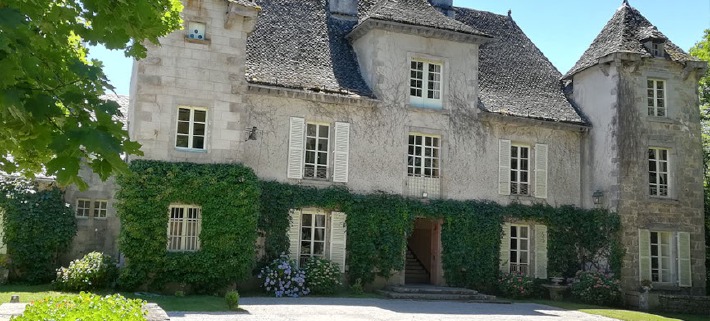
287, 117, 350, 183
498, 140, 548, 198
638, 229, 692, 287
287, 210, 347, 273
499, 223, 548, 279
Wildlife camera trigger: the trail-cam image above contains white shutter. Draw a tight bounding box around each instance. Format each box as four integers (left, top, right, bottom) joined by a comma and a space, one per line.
332, 122, 350, 183
677, 232, 692, 287
534, 144, 548, 199
638, 229, 651, 282
329, 212, 347, 273
287, 209, 301, 262
498, 140, 511, 195
534, 225, 548, 279
499, 223, 511, 273
287, 117, 305, 179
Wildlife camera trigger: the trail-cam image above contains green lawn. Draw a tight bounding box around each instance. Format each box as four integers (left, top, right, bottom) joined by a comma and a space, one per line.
528, 299, 710, 321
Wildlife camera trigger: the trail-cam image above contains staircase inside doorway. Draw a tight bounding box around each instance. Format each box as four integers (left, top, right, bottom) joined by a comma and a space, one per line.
405, 246, 430, 284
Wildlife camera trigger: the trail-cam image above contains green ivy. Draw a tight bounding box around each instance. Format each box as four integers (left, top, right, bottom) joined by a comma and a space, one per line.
0, 176, 76, 283
116, 160, 260, 292
258, 182, 622, 292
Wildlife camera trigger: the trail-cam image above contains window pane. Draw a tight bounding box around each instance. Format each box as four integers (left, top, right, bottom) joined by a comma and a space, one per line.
301, 241, 312, 255
193, 123, 205, 136
510, 226, 517, 237
315, 214, 326, 228
520, 226, 528, 238
318, 125, 329, 138
520, 251, 528, 263
194, 110, 206, 122
317, 152, 327, 165
193, 136, 204, 149
177, 122, 190, 135
307, 124, 316, 136
178, 108, 191, 121
302, 214, 312, 226
314, 242, 324, 255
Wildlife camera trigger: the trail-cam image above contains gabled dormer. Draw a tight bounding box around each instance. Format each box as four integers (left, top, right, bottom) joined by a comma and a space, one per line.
347, 0, 491, 110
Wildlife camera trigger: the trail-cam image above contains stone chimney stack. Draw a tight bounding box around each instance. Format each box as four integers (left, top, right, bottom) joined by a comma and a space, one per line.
329, 0, 358, 18
428, 0, 454, 17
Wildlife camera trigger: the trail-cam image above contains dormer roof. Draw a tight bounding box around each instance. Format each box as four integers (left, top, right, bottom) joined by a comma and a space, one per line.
563, 2, 698, 79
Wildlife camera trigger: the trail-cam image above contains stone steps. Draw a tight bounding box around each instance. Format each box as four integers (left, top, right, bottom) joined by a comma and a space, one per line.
378, 285, 511, 304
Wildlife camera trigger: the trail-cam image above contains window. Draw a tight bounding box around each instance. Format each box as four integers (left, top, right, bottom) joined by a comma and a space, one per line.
408, 134, 440, 178
651, 42, 664, 57
176, 107, 207, 150
76, 199, 91, 218
508, 225, 530, 274
510, 145, 530, 195
304, 123, 329, 179
648, 148, 669, 197
167, 205, 202, 252
650, 231, 672, 283
299, 212, 327, 266
409, 60, 442, 108
93, 200, 108, 219
186, 21, 206, 41
647, 79, 666, 117
639, 230, 691, 287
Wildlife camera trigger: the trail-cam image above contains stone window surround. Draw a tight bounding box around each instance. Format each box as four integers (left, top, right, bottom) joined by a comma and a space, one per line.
406, 52, 449, 110
407, 132, 441, 179
508, 224, 530, 275
403, 126, 445, 199
75, 198, 92, 219
167, 204, 202, 252
639, 227, 692, 289
75, 198, 109, 219
298, 209, 328, 266
647, 145, 675, 200
647, 78, 667, 117
510, 144, 531, 196
303, 122, 331, 180
93, 200, 109, 219
174, 105, 209, 153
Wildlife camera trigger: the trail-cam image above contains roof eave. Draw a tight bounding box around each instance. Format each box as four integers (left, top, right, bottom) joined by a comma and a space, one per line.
346, 17, 492, 44
479, 111, 590, 132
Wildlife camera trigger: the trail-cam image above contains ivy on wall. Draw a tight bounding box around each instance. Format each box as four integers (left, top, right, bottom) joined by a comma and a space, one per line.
0, 176, 76, 283
117, 161, 620, 293
259, 182, 622, 292
116, 160, 260, 292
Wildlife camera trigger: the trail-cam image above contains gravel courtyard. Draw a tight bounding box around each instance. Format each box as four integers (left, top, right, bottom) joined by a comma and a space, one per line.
168, 297, 617, 321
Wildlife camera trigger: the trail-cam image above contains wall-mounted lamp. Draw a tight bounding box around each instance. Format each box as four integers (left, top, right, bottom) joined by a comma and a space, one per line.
245, 126, 258, 141
592, 190, 604, 205
422, 192, 428, 199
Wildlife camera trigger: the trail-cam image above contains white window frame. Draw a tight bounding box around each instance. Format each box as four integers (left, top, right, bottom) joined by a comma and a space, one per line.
167, 204, 202, 252
303, 122, 330, 180
648, 147, 669, 198
76, 199, 91, 218
510, 145, 530, 196
407, 133, 440, 178
409, 59, 443, 109
175, 106, 207, 150
186, 21, 207, 41
508, 225, 530, 275
647, 79, 666, 117
650, 231, 673, 284
299, 210, 327, 266
93, 200, 108, 219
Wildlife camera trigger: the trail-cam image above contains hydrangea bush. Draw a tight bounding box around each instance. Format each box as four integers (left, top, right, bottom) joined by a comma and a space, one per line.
257, 254, 309, 297
53, 252, 118, 291
570, 270, 622, 306
498, 271, 537, 299
303, 257, 342, 295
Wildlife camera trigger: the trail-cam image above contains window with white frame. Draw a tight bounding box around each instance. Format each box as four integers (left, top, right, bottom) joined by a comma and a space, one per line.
648, 148, 669, 197
650, 231, 672, 283
409, 60, 442, 108
408, 134, 440, 178
167, 205, 202, 252
510, 145, 530, 195
651, 42, 664, 57
508, 225, 530, 274
76, 199, 91, 218
176, 107, 207, 150
304, 123, 330, 179
93, 200, 108, 218
647, 79, 666, 117
299, 211, 327, 266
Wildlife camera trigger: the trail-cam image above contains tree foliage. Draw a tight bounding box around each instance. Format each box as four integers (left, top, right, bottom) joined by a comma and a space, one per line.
0, 0, 183, 188
689, 28, 710, 291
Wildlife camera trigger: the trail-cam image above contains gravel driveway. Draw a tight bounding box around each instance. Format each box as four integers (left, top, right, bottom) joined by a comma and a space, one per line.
168, 297, 617, 321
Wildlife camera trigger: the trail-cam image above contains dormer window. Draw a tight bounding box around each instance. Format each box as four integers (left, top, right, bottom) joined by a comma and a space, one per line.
644, 40, 665, 58
186, 21, 207, 41
410, 59, 443, 109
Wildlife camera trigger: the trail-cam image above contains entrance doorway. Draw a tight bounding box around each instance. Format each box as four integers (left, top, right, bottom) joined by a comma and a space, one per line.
405, 218, 443, 285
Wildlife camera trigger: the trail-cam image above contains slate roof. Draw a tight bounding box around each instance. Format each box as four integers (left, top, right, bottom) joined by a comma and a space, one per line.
454, 8, 585, 124
228, 0, 261, 9
100, 93, 129, 130
563, 3, 697, 79
246, 0, 373, 97
358, 0, 488, 37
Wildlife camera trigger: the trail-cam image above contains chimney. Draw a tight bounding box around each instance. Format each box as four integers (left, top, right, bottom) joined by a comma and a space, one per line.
329, 0, 358, 18
428, 0, 454, 17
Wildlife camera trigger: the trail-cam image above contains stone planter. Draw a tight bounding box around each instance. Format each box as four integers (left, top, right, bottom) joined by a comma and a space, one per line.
542, 284, 568, 301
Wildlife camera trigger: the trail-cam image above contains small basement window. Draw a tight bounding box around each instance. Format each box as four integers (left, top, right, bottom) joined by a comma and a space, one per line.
186, 21, 206, 41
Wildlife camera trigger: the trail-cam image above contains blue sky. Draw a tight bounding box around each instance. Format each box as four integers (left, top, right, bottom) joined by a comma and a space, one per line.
92, 0, 710, 95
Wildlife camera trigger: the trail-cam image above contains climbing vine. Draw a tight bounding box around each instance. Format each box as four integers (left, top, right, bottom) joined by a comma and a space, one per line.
258, 182, 622, 292
116, 160, 260, 292
0, 176, 76, 283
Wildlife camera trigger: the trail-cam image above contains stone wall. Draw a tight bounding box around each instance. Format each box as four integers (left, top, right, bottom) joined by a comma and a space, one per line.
658, 295, 710, 315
